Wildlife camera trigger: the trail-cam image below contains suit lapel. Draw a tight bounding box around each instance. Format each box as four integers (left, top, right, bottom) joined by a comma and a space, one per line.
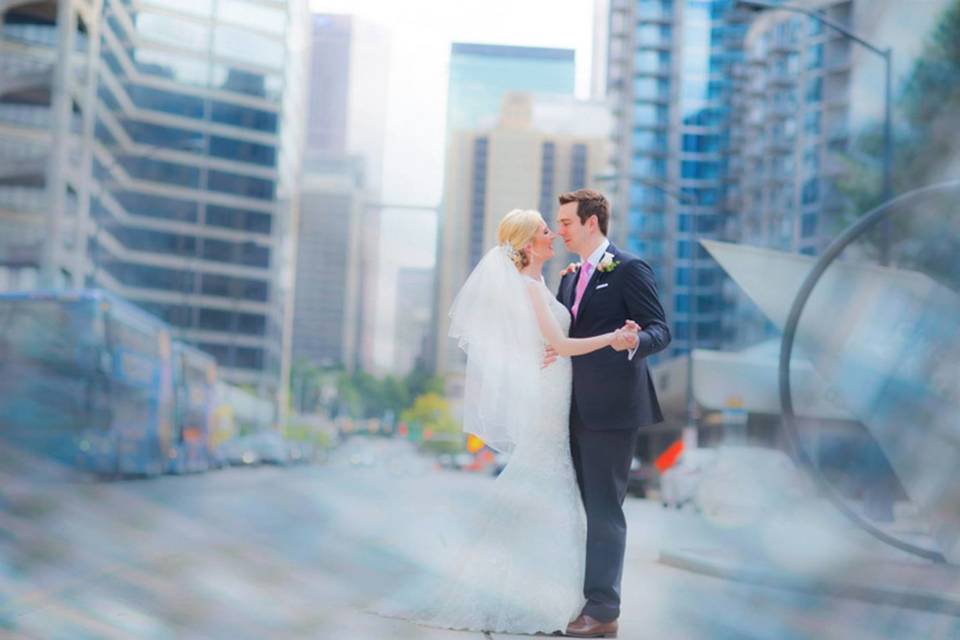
562, 271, 577, 309
573, 244, 619, 326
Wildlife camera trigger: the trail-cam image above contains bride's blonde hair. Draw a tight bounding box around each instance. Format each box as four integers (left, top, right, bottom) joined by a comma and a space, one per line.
497, 209, 543, 270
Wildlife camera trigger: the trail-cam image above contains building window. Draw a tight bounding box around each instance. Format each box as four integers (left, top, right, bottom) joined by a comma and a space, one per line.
633, 130, 668, 152
805, 76, 823, 103
210, 101, 278, 133
570, 143, 588, 189
804, 109, 821, 135
807, 43, 824, 70
209, 136, 277, 167
697, 295, 715, 313
681, 161, 721, 179
632, 156, 667, 178
629, 184, 667, 207
682, 134, 720, 153
634, 77, 670, 100
539, 142, 555, 215
801, 213, 818, 237
206, 205, 272, 234
208, 170, 275, 200
634, 50, 670, 74
633, 104, 669, 126
114, 191, 198, 223
801, 178, 819, 205
803, 146, 820, 174
469, 137, 489, 268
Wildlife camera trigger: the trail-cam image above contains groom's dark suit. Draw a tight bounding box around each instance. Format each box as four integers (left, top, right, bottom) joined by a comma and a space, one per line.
557, 241, 670, 622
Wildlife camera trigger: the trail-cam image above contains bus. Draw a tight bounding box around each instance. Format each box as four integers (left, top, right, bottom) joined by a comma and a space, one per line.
0, 290, 175, 476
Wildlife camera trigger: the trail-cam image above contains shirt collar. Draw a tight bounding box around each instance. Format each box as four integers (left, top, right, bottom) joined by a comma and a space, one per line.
584, 238, 610, 268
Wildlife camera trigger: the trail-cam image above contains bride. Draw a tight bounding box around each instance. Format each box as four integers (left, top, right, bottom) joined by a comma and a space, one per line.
378, 209, 637, 635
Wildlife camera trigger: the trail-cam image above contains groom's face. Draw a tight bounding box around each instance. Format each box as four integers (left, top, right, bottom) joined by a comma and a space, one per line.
556, 201, 590, 254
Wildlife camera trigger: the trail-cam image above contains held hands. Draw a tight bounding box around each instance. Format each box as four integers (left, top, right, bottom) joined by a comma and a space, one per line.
611, 320, 641, 352
541, 320, 642, 367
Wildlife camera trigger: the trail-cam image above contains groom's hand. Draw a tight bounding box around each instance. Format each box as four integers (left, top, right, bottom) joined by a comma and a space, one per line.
542, 345, 558, 369
611, 331, 633, 351
611, 322, 641, 351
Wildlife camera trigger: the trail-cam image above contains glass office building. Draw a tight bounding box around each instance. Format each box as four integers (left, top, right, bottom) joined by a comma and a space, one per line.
446, 43, 576, 133
0, 0, 309, 401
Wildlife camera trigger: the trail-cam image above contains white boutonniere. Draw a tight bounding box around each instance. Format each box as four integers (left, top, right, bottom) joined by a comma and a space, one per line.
560, 261, 581, 277
597, 251, 620, 273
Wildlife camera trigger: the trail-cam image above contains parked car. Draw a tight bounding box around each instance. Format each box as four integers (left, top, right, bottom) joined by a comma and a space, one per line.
219, 436, 260, 466
251, 432, 290, 465
660, 447, 719, 509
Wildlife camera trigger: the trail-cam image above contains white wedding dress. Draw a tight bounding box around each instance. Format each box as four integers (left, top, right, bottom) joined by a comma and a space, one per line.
376, 263, 587, 635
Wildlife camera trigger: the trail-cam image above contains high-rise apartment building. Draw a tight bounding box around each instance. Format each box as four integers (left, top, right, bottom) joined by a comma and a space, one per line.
725, 0, 952, 347
604, 0, 749, 358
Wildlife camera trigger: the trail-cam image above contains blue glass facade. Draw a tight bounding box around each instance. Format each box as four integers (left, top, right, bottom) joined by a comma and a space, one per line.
446, 43, 576, 133
612, 0, 746, 359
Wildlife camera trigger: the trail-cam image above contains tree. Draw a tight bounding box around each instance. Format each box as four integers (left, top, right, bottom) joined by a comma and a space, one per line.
840, 0, 960, 223
401, 392, 462, 454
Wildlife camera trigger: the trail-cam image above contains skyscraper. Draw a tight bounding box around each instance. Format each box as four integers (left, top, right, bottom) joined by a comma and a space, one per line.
428, 43, 579, 375
445, 43, 577, 134
292, 154, 366, 371
0, 0, 310, 405
393, 267, 433, 375
604, 0, 749, 358
433, 92, 611, 375
292, 13, 389, 374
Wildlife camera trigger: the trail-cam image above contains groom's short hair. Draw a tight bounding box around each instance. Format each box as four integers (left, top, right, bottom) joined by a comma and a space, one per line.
558, 189, 609, 235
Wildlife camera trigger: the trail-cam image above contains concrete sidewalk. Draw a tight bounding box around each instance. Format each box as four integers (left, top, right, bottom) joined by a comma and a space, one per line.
3, 439, 960, 638
653, 494, 960, 621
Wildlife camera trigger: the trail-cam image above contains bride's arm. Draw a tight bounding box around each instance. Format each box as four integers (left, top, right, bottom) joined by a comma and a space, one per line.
525, 280, 616, 357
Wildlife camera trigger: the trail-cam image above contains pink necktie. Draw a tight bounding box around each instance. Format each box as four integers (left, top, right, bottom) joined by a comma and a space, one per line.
571, 262, 593, 319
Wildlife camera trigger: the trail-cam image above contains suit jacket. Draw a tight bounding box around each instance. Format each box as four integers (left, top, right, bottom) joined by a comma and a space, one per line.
557, 243, 671, 430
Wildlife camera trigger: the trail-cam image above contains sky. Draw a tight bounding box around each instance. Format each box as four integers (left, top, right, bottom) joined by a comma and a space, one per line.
310, 0, 597, 371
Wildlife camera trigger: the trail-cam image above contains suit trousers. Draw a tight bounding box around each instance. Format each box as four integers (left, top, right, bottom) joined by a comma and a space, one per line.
569, 398, 640, 622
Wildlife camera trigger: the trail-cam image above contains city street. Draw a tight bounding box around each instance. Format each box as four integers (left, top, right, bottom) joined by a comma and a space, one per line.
1, 438, 959, 639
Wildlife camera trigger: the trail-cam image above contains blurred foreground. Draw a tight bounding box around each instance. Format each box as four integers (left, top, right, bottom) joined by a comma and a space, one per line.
2, 437, 960, 639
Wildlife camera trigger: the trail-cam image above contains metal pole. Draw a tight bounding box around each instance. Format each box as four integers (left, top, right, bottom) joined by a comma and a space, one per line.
686, 192, 697, 448
881, 48, 894, 264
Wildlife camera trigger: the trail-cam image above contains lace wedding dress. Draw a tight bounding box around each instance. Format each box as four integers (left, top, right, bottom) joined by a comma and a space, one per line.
376, 258, 586, 635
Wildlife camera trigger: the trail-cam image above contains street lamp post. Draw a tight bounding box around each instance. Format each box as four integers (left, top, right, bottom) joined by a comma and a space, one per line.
594, 173, 700, 445
736, 0, 894, 261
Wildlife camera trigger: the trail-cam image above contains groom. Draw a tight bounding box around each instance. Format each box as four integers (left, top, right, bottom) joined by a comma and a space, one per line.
552, 189, 670, 638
